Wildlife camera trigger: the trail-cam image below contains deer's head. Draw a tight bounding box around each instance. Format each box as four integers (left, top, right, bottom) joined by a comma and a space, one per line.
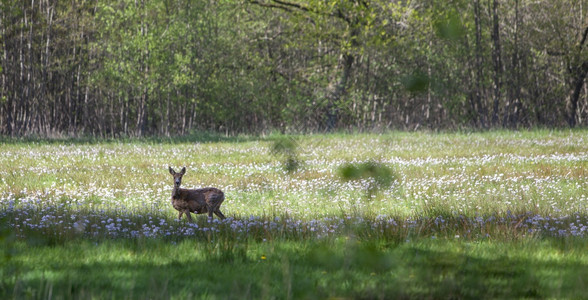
169, 167, 186, 189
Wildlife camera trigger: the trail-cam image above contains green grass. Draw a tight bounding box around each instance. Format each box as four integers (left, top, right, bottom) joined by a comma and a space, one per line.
3, 238, 588, 299
1, 129, 587, 298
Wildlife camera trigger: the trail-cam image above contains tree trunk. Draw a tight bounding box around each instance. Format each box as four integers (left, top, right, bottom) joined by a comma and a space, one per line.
136, 0, 149, 136
490, 0, 502, 126
567, 25, 588, 127
326, 52, 354, 131
473, 0, 487, 128
567, 61, 588, 127
505, 0, 522, 128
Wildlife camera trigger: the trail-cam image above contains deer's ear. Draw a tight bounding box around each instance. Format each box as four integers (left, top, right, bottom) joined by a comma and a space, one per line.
169, 167, 175, 175
180, 167, 186, 175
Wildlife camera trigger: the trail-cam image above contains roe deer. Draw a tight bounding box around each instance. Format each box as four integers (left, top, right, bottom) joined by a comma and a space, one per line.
168, 166, 226, 221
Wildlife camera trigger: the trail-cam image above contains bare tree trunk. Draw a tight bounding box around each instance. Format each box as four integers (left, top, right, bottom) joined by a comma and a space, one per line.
504, 0, 522, 128
567, 25, 588, 127
568, 61, 588, 127
473, 0, 487, 128
326, 51, 354, 131
41, 1, 54, 136
165, 93, 170, 136
1, 3, 13, 135
24, 2, 35, 135
490, 0, 502, 126
135, 0, 149, 136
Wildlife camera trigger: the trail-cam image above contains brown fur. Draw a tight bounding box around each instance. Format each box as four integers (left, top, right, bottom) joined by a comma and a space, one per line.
169, 167, 226, 222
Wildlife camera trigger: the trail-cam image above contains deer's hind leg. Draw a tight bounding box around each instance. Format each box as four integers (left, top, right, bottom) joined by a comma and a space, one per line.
214, 209, 226, 220
178, 211, 184, 220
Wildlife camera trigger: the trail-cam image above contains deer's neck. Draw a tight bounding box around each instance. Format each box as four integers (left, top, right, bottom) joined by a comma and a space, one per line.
171, 187, 181, 199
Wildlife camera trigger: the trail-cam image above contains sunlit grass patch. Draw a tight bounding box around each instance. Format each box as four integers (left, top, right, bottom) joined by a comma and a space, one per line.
1, 129, 586, 236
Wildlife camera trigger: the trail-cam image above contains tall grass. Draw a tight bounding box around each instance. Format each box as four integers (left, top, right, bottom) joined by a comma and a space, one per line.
1, 130, 587, 298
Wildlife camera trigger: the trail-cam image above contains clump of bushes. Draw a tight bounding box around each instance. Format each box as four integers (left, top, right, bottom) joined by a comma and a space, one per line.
338, 161, 398, 198
270, 137, 301, 173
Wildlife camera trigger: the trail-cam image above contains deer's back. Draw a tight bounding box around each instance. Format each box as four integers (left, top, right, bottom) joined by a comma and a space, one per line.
172, 187, 224, 213
192, 187, 224, 205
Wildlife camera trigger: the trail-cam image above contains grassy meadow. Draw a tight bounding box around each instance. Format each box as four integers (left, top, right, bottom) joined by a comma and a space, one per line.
1, 130, 587, 299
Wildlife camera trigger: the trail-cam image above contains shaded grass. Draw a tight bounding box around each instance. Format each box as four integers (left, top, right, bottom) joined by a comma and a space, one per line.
2, 237, 588, 299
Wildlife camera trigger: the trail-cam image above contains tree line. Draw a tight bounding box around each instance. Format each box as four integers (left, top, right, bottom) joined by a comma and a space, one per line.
1, 0, 586, 137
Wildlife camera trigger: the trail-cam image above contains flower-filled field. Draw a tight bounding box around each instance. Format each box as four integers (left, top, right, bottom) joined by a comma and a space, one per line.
1, 131, 587, 298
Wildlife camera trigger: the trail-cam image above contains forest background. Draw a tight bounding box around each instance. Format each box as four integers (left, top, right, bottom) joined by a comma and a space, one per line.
1, 0, 587, 137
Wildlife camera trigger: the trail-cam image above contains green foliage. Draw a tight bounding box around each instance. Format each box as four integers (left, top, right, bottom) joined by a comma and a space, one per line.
338, 160, 397, 198
270, 136, 301, 172
1, 0, 586, 136
433, 10, 465, 41
401, 71, 431, 93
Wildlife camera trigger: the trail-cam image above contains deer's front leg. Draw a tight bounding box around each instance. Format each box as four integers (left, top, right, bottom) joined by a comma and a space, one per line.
185, 210, 193, 222
206, 205, 214, 219
178, 211, 184, 220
